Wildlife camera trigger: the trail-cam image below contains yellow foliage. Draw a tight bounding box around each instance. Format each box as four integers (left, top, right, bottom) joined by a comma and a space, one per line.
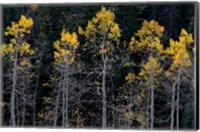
138, 57, 162, 80
19, 15, 34, 29
60, 29, 79, 48
19, 42, 34, 56
43, 97, 52, 104
10, 56, 14, 61
80, 6, 121, 42
7, 43, 15, 53
94, 81, 101, 85
78, 26, 84, 35
54, 51, 60, 59
129, 20, 164, 53
20, 58, 32, 67
5, 15, 33, 36
70, 57, 75, 63
165, 29, 193, 71
1, 15, 34, 59
42, 83, 49, 87
53, 28, 79, 64
125, 72, 135, 84
0, 44, 8, 56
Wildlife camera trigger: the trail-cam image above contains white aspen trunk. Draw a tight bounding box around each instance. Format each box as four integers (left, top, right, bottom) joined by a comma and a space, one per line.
128, 86, 132, 128
22, 75, 26, 126
33, 73, 39, 126
147, 83, 150, 129
150, 77, 154, 129
16, 90, 19, 126
10, 46, 19, 127
62, 63, 65, 127
171, 81, 176, 129
150, 43, 154, 129
53, 73, 62, 127
65, 56, 69, 127
102, 50, 107, 128
176, 67, 181, 129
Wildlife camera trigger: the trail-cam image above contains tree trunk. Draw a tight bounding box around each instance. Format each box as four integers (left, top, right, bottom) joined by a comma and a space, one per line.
53, 73, 62, 127
149, 42, 154, 129
33, 73, 39, 126
10, 47, 19, 127
22, 75, 26, 126
170, 81, 176, 129
65, 57, 69, 127
147, 82, 150, 128
176, 67, 181, 129
62, 63, 65, 127
16, 90, 19, 126
102, 51, 107, 128
33, 41, 45, 126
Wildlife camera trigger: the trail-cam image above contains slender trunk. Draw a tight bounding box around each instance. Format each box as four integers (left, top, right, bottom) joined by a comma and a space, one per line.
171, 81, 176, 129
33, 73, 39, 126
128, 85, 132, 128
10, 47, 19, 127
176, 67, 181, 129
65, 57, 69, 127
147, 82, 150, 128
150, 42, 154, 129
102, 51, 107, 128
62, 63, 66, 127
53, 73, 61, 127
16, 90, 19, 126
150, 74, 154, 129
33, 42, 45, 126
22, 75, 26, 126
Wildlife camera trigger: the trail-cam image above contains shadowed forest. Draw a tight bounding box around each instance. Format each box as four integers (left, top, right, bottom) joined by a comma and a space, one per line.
0, 3, 196, 129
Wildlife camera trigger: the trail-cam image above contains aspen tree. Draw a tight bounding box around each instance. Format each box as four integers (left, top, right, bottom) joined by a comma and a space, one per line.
1, 15, 34, 127
165, 29, 193, 129
128, 20, 164, 129
53, 28, 79, 127
79, 6, 121, 128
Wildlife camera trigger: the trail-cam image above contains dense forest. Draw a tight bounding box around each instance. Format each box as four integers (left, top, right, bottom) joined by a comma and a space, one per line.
0, 3, 196, 129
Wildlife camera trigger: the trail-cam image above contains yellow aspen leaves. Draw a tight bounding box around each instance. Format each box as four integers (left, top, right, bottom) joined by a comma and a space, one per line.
19, 42, 35, 56
10, 56, 14, 61
165, 29, 193, 70
19, 58, 32, 67
137, 20, 164, 37
129, 20, 164, 53
53, 28, 79, 64
53, 40, 61, 51
4, 15, 33, 36
79, 6, 121, 41
108, 23, 121, 40
78, 26, 84, 35
138, 57, 162, 79
125, 72, 135, 84
19, 15, 34, 29
60, 29, 79, 48
0, 44, 9, 57
1, 15, 34, 59
54, 51, 60, 59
